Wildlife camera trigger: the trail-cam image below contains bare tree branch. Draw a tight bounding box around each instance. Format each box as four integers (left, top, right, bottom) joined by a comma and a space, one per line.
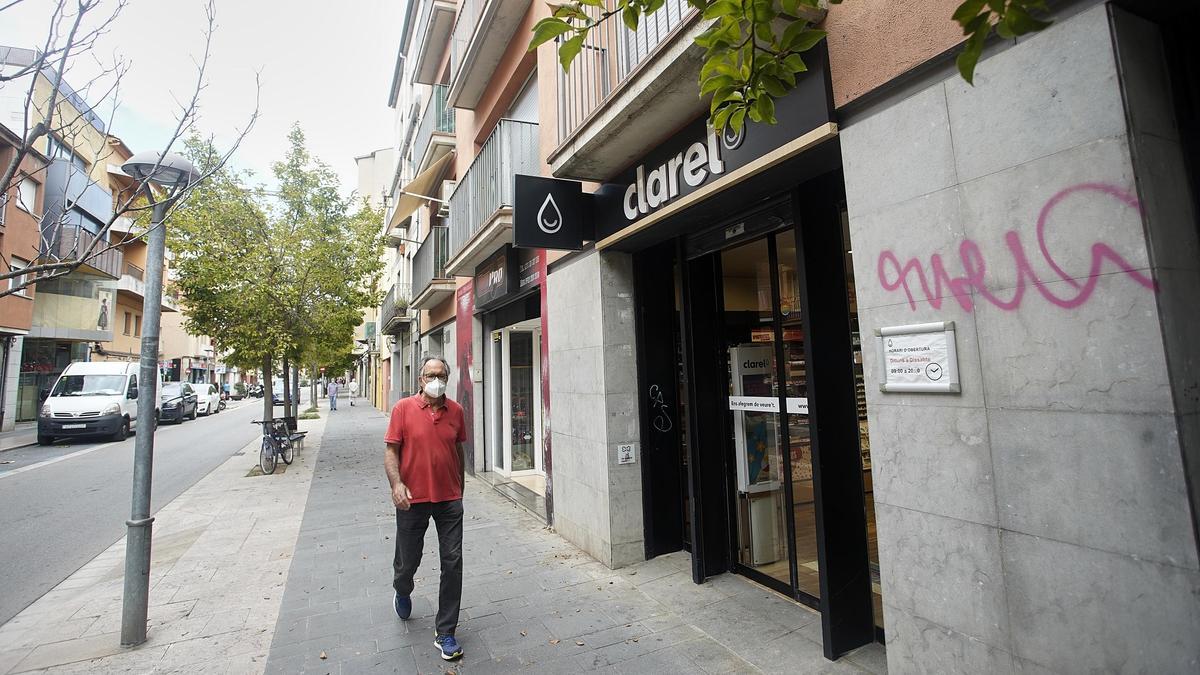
0, 0, 261, 300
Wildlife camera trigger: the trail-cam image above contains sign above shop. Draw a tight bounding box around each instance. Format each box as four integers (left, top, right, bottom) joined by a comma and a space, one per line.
875, 321, 961, 393
474, 246, 515, 310
514, 174, 587, 250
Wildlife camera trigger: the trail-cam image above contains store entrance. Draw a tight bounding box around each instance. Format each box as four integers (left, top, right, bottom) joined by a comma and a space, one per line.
670, 175, 878, 658
716, 231, 821, 601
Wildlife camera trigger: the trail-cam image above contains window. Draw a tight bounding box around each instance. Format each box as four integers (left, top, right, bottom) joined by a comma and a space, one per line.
17, 177, 37, 212
123, 311, 132, 335
134, 314, 142, 337
7, 258, 30, 297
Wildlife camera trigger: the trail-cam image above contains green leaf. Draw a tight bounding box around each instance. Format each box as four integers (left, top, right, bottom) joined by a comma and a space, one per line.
783, 53, 807, 73
951, 0, 987, 25
782, 23, 826, 52
755, 22, 774, 43
730, 107, 747, 132
713, 103, 736, 130
559, 35, 585, 71
761, 75, 788, 97
1003, 5, 1052, 34
779, 0, 800, 16
529, 18, 573, 50
956, 31, 986, 85
701, 74, 735, 94
755, 94, 775, 124
623, 5, 640, 30
702, 0, 739, 19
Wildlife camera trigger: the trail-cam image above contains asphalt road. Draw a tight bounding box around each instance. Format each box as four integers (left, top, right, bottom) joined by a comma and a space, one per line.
0, 395, 299, 626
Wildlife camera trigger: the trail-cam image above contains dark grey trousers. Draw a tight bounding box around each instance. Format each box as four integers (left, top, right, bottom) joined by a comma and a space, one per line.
392, 499, 463, 635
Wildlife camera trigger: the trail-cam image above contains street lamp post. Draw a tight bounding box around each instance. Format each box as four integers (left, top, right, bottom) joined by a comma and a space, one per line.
119, 151, 198, 647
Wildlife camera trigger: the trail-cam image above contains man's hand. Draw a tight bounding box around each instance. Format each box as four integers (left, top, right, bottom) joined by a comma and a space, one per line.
392, 483, 412, 510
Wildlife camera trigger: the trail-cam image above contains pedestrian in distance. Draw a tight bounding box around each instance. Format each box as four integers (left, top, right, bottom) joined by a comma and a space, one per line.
348, 376, 358, 406
384, 355, 466, 661
327, 377, 339, 411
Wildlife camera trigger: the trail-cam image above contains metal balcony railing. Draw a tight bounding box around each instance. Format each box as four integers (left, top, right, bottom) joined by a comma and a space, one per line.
380, 282, 414, 334
413, 84, 455, 167
447, 119, 539, 258
557, 0, 694, 143
125, 262, 144, 281
412, 226, 452, 298
449, 0, 485, 86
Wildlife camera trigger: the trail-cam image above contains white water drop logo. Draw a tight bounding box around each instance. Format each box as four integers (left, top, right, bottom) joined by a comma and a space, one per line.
537, 193, 563, 234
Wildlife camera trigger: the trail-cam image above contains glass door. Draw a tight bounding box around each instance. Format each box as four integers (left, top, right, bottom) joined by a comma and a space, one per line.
498, 321, 543, 477
720, 233, 818, 600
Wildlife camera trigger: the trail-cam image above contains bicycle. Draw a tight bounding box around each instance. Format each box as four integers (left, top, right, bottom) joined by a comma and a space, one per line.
251, 419, 294, 474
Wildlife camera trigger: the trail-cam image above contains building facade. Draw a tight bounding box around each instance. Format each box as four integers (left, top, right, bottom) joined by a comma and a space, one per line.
374, 0, 1200, 669
0, 124, 47, 431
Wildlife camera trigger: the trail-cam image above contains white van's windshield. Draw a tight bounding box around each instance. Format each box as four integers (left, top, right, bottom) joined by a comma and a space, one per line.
51, 374, 127, 397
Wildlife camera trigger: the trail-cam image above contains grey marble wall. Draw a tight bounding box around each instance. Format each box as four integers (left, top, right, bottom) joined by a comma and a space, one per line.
546, 249, 646, 568
1, 336, 20, 431
841, 4, 1200, 672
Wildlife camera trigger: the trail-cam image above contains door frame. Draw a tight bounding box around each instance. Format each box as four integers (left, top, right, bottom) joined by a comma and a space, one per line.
495, 323, 543, 478
675, 176, 876, 659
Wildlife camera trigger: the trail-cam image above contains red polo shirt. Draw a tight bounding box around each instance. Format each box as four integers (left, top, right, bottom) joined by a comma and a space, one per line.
385, 394, 466, 504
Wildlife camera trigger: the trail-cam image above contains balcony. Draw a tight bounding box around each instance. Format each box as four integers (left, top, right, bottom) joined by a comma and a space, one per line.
550, 0, 706, 180
445, 119, 539, 275
412, 0, 457, 85
413, 84, 456, 174
45, 224, 122, 279
410, 226, 456, 310
380, 283, 414, 335
447, 0, 534, 109
115, 262, 179, 312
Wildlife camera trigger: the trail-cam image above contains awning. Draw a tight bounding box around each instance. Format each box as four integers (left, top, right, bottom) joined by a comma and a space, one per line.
387, 151, 455, 230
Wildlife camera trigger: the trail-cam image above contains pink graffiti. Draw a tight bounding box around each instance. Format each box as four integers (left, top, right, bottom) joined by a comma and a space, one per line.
877, 183, 1157, 312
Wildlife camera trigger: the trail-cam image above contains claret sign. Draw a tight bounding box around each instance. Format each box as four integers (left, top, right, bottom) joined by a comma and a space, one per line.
622, 125, 743, 220
513, 44, 833, 250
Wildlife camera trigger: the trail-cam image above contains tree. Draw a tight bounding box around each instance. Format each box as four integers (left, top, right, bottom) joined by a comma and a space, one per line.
531, 0, 1051, 132
168, 127, 383, 421
0, 0, 258, 298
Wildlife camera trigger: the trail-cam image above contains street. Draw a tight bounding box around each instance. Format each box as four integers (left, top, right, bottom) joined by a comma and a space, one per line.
0, 396, 298, 625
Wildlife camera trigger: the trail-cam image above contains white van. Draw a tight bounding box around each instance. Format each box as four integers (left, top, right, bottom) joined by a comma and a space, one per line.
37, 361, 161, 445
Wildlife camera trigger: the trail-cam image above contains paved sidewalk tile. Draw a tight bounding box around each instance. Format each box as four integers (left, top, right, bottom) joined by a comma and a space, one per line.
0, 413, 329, 674
265, 403, 888, 674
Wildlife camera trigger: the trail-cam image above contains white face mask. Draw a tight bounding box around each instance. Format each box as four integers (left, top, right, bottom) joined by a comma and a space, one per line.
422, 378, 446, 398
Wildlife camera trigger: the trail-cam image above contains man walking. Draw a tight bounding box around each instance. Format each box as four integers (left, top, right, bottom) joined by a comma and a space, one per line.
327, 377, 339, 411
384, 355, 466, 661
348, 376, 358, 406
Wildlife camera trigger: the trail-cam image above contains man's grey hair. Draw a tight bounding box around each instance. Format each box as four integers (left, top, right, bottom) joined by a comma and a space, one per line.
419, 354, 451, 377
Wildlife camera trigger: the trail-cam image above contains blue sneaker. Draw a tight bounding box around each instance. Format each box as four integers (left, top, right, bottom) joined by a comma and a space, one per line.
434, 634, 463, 661
393, 592, 411, 620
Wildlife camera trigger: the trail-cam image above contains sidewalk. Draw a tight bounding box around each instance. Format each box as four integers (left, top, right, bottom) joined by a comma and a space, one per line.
264, 404, 888, 674
0, 400, 887, 674
0, 423, 37, 453
0, 412, 328, 674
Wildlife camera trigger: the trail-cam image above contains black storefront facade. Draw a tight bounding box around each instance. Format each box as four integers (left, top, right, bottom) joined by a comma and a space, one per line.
527, 46, 881, 658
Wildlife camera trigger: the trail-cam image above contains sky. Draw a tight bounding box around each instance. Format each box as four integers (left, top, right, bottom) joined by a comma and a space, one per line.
0, 0, 406, 197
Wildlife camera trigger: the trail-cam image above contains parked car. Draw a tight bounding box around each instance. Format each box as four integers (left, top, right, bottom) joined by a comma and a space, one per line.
272, 391, 284, 406
195, 383, 221, 415
38, 361, 160, 445
159, 382, 198, 423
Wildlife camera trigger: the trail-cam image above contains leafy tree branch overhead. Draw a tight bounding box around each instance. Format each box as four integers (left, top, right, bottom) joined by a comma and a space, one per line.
530, 0, 1052, 132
